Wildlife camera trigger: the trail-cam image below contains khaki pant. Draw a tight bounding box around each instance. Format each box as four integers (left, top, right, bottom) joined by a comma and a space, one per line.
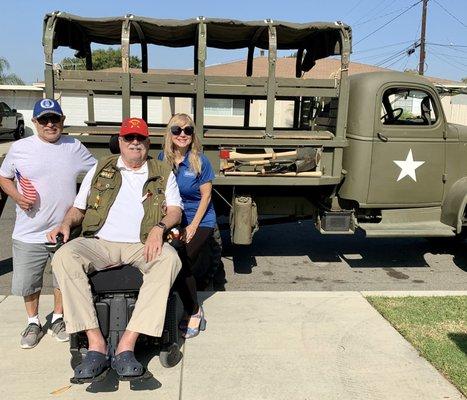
52, 237, 181, 337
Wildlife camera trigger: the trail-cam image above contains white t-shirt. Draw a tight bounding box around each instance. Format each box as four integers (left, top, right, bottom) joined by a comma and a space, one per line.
74, 157, 182, 243
0, 135, 96, 243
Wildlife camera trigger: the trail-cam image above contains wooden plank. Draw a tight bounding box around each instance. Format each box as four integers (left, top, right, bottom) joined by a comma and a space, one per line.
274, 133, 333, 140
203, 129, 334, 139
55, 80, 122, 91
224, 171, 322, 177
59, 70, 123, 81
131, 82, 196, 94
205, 76, 267, 86
63, 126, 165, 136
131, 74, 196, 84
204, 130, 265, 138
315, 117, 336, 126
276, 77, 337, 88
205, 86, 267, 96
276, 87, 338, 97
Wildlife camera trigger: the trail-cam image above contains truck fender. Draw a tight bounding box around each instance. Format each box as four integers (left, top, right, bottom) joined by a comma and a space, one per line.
440, 177, 467, 233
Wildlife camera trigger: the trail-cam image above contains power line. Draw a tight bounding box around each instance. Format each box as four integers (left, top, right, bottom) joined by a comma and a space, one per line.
343, 0, 367, 19
352, 0, 391, 25
426, 48, 467, 61
385, 53, 410, 69
432, 0, 467, 29
375, 49, 410, 66
427, 48, 467, 68
353, 6, 413, 27
353, 40, 416, 54
354, 0, 423, 46
428, 49, 467, 73
374, 43, 419, 67
353, 47, 413, 61
427, 42, 467, 48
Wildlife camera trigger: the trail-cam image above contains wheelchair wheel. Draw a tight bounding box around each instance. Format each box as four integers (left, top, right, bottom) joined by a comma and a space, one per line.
159, 343, 182, 368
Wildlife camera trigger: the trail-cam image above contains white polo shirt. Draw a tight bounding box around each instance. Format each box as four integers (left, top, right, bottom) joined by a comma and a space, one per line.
74, 157, 182, 243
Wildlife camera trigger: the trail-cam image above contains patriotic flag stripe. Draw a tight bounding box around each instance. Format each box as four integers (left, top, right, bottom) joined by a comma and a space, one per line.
15, 169, 38, 203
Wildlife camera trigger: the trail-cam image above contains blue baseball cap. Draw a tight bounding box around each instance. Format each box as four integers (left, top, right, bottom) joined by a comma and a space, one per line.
33, 98, 64, 119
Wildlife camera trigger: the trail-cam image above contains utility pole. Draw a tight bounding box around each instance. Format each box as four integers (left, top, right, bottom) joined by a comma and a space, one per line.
418, 0, 428, 75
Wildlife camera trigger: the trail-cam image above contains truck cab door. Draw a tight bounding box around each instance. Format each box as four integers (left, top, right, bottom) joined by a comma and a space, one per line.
0, 102, 16, 133
367, 86, 445, 206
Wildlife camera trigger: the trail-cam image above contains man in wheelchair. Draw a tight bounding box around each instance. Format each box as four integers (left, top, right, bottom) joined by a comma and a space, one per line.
47, 117, 183, 382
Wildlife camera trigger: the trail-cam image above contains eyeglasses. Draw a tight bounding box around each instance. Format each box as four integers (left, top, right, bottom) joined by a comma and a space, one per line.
37, 114, 61, 125
170, 125, 194, 136
121, 134, 148, 142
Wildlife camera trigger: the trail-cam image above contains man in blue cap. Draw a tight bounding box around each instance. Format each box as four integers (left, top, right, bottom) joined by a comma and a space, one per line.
0, 98, 96, 349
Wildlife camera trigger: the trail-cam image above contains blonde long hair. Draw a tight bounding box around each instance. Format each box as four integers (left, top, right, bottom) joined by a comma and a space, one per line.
163, 113, 202, 175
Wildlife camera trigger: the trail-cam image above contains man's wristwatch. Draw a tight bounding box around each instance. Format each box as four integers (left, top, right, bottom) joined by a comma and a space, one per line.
156, 221, 167, 232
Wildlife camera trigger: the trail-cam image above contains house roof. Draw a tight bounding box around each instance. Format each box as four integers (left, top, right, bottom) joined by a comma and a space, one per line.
102, 56, 461, 85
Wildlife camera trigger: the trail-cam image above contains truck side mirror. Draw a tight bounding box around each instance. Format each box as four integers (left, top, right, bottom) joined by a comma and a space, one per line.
11, 109, 17, 113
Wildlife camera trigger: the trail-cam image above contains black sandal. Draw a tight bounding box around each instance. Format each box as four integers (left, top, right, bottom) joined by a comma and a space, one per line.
71, 351, 110, 384
111, 351, 147, 381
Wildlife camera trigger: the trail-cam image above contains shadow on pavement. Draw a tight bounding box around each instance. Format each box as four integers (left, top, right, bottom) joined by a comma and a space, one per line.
0, 257, 12, 276
220, 221, 467, 274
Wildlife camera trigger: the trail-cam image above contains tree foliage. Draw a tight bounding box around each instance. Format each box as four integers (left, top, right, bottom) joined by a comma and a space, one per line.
0, 57, 25, 85
61, 48, 142, 70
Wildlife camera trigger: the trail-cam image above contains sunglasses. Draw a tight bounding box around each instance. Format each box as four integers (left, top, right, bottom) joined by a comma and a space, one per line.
122, 134, 148, 142
170, 125, 194, 136
37, 114, 61, 125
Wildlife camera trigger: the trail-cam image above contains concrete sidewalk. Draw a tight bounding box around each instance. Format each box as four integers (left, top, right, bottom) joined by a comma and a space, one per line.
0, 292, 464, 399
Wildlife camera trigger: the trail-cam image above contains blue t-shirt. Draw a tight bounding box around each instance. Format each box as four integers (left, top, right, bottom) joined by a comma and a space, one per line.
158, 151, 216, 228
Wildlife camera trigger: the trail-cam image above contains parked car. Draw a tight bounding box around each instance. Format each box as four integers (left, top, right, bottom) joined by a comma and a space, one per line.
0, 101, 24, 140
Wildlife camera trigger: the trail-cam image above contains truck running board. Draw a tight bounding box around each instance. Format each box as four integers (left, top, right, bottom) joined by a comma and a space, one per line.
359, 221, 455, 237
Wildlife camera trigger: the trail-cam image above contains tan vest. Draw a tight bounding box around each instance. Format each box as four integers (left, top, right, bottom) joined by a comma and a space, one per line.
81, 155, 172, 243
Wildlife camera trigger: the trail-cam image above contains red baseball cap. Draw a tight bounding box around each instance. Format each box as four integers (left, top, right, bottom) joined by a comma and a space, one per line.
119, 117, 149, 137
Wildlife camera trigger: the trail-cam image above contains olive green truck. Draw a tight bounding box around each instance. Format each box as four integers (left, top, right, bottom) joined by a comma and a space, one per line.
3, 13, 467, 245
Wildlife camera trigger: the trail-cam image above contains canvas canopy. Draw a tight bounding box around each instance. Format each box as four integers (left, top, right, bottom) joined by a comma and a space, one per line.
43, 12, 351, 58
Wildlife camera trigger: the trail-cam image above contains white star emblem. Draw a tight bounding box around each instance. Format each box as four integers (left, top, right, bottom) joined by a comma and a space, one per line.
393, 149, 425, 182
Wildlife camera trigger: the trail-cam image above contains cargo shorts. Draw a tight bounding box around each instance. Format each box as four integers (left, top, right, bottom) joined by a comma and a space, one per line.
11, 239, 59, 296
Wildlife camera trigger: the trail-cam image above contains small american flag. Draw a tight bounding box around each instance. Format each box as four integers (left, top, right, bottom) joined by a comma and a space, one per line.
15, 169, 37, 203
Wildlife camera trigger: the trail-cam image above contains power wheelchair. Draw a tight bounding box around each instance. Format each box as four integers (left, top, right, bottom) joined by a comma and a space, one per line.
68, 264, 182, 373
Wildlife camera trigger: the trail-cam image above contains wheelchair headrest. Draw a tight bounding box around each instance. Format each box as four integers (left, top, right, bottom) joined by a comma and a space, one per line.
109, 134, 120, 154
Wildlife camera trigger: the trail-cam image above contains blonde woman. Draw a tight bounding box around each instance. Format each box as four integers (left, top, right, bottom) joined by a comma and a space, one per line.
159, 113, 216, 338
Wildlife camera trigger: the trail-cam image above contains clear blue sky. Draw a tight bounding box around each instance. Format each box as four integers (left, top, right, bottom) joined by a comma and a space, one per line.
2, 0, 466, 84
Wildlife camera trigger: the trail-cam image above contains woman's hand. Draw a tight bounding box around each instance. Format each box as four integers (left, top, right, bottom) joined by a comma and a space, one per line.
184, 223, 198, 243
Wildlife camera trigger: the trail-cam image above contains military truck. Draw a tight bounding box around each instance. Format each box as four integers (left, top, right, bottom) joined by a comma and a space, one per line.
15, 12, 465, 244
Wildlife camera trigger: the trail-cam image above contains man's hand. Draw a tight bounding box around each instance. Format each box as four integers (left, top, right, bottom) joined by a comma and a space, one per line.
14, 193, 35, 211
144, 226, 164, 262
47, 224, 71, 243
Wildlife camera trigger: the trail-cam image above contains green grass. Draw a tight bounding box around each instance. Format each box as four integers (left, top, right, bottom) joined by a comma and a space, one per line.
366, 296, 467, 396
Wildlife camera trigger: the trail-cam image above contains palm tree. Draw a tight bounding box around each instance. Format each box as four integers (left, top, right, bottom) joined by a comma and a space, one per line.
0, 57, 24, 85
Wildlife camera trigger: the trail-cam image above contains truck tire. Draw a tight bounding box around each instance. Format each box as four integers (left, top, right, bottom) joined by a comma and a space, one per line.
13, 122, 24, 140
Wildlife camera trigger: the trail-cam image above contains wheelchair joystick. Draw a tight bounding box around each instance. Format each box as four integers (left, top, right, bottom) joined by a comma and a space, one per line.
44, 233, 65, 253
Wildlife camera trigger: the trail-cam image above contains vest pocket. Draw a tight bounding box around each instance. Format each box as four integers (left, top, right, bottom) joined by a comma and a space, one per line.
82, 210, 102, 234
